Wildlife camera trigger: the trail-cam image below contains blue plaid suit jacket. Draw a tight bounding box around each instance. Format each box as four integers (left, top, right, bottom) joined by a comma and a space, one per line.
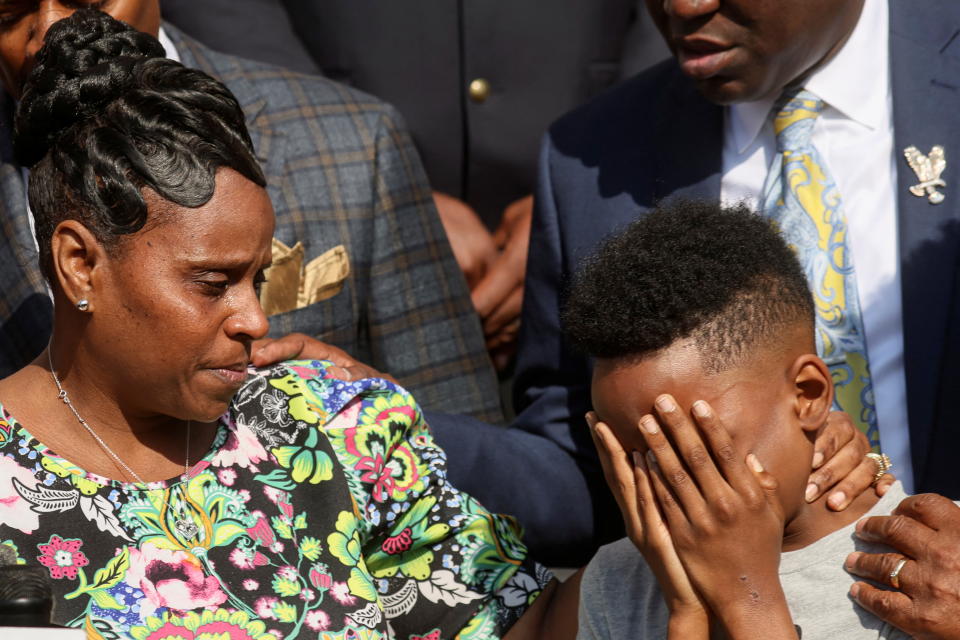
0, 25, 503, 424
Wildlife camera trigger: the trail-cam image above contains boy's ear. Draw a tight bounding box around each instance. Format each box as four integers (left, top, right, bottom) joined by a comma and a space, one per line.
790, 354, 834, 433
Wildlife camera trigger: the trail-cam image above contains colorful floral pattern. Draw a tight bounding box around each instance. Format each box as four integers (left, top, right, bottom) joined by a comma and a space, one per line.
0, 361, 549, 638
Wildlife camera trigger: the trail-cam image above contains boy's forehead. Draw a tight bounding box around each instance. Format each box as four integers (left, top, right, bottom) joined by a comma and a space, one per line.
590, 340, 764, 438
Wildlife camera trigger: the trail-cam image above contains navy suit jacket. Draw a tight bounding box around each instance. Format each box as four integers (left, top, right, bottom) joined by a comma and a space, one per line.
513, 0, 960, 548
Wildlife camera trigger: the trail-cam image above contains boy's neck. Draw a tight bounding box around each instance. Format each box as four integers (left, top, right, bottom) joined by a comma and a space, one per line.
781, 485, 881, 552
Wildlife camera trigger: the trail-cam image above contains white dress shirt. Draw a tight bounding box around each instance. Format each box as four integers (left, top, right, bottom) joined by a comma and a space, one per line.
719, 0, 913, 491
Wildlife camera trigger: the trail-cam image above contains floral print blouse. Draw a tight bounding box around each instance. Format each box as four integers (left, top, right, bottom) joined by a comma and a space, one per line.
0, 361, 551, 639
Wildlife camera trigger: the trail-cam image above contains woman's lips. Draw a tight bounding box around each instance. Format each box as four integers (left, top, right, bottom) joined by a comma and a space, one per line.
676, 41, 736, 80
209, 366, 248, 387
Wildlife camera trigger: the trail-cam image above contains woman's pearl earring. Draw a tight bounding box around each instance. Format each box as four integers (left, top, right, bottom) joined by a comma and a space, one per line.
76, 299, 90, 312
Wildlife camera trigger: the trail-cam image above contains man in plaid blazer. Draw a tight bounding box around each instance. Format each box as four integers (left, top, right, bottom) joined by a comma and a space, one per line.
0, 7, 503, 425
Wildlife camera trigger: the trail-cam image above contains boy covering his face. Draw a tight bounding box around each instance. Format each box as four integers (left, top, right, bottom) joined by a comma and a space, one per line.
565, 201, 926, 639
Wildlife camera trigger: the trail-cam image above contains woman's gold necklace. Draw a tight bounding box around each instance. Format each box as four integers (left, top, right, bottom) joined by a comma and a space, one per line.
47, 348, 200, 539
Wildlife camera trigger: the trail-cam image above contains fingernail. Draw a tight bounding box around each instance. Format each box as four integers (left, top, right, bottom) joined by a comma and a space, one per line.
828, 491, 847, 510
849, 583, 860, 598
811, 451, 824, 468
655, 395, 675, 413
640, 416, 659, 435
585, 412, 596, 428
747, 453, 764, 473
692, 400, 710, 418
844, 552, 860, 570
632, 450, 645, 469
805, 483, 818, 502
855, 518, 866, 533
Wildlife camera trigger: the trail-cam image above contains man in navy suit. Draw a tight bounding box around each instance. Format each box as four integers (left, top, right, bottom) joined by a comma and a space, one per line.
514, 0, 960, 563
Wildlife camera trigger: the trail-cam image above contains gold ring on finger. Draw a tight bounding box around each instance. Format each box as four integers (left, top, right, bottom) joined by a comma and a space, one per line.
889, 557, 908, 589
865, 452, 892, 486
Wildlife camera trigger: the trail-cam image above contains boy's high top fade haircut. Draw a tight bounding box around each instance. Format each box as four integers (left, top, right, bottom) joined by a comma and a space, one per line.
562, 200, 815, 373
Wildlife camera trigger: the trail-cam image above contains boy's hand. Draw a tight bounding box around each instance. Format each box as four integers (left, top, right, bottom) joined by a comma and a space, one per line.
638, 395, 798, 639
588, 412, 708, 636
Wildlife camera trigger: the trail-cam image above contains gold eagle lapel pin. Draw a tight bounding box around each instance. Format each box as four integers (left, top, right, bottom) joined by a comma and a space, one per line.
904, 145, 946, 204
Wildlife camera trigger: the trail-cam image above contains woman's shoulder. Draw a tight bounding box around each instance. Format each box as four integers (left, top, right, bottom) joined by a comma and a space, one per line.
228, 359, 421, 441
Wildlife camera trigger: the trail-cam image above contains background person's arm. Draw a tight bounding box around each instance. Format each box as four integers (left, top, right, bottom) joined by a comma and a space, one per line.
846, 493, 960, 640
364, 106, 504, 424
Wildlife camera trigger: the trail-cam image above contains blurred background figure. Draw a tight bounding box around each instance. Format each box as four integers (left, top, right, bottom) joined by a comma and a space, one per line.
159, 0, 669, 373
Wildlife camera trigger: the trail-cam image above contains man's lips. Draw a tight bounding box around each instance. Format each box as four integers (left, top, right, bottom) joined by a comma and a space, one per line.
674, 38, 736, 80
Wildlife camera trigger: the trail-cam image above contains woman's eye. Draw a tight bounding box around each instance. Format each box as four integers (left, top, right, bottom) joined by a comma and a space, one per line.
198, 279, 229, 294
253, 272, 268, 295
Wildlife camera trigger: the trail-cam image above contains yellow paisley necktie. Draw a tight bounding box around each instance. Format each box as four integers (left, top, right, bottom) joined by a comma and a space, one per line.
762, 89, 880, 449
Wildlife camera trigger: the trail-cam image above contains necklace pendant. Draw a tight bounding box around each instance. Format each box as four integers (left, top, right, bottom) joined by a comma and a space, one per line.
175, 518, 199, 539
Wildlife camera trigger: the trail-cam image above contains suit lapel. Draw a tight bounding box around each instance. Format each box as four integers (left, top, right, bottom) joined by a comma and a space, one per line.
652, 71, 724, 203
889, 0, 960, 477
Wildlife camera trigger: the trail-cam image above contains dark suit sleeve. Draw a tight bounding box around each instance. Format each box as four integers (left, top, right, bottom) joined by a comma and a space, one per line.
365, 105, 505, 425
508, 134, 622, 561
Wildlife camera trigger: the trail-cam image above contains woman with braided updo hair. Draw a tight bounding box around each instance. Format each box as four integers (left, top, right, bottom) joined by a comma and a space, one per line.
0, 10, 571, 639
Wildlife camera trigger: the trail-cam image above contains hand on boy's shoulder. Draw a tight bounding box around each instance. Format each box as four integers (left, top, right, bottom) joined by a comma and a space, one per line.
847, 493, 960, 640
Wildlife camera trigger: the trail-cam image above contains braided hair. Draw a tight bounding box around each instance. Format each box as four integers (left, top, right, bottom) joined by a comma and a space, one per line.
14, 9, 266, 278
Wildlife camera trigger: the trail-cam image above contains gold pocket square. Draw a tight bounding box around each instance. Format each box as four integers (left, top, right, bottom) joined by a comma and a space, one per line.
260, 239, 350, 316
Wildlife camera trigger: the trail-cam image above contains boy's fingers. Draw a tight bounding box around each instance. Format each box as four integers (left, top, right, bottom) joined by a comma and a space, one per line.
633, 450, 667, 542
639, 411, 707, 520
746, 453, 779, 492
652, 395, 725, 500
646, 450, 687, 532
690, 400, 753, 493
589, 415, 642, 535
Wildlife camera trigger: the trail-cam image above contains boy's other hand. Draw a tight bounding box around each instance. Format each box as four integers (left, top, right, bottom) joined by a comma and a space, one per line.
805, 411, 896, 509
635, 396, 799, 639
588, 411, 709, 635
845, 493, 960, 640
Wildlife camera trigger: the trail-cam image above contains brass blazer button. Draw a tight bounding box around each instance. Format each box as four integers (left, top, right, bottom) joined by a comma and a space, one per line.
469, 78, 491, 103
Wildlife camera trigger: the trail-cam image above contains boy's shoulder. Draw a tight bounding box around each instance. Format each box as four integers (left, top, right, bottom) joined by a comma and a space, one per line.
578, 538, 669, 640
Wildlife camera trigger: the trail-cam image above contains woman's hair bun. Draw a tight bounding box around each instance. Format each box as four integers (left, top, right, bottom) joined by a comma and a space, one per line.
15, 8, 165, 167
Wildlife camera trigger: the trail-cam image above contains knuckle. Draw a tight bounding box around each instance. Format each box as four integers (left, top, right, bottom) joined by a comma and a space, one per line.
695, 519, 719, 538
686, 445, 710, 469
910, 493, 939, 517
715, 442, 736, 463
884, 515, 910, 540
812, 466, 835, 488
818, 429, 840, 454
668, 468, 690, 488
743, 487, 765, 510
658, 486, 677, 508
713, 497, 736, 522
873, 591, 895, 614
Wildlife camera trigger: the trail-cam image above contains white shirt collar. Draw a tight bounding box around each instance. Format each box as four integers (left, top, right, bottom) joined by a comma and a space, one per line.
728, 0, 888, 153
157, 25, 180, 63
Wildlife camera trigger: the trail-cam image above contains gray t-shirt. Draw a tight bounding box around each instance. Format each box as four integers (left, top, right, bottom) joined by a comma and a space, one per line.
578, 483, 914, 640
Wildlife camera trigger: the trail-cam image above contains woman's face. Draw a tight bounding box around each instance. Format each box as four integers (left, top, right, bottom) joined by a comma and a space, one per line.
82, 168, 274, 422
